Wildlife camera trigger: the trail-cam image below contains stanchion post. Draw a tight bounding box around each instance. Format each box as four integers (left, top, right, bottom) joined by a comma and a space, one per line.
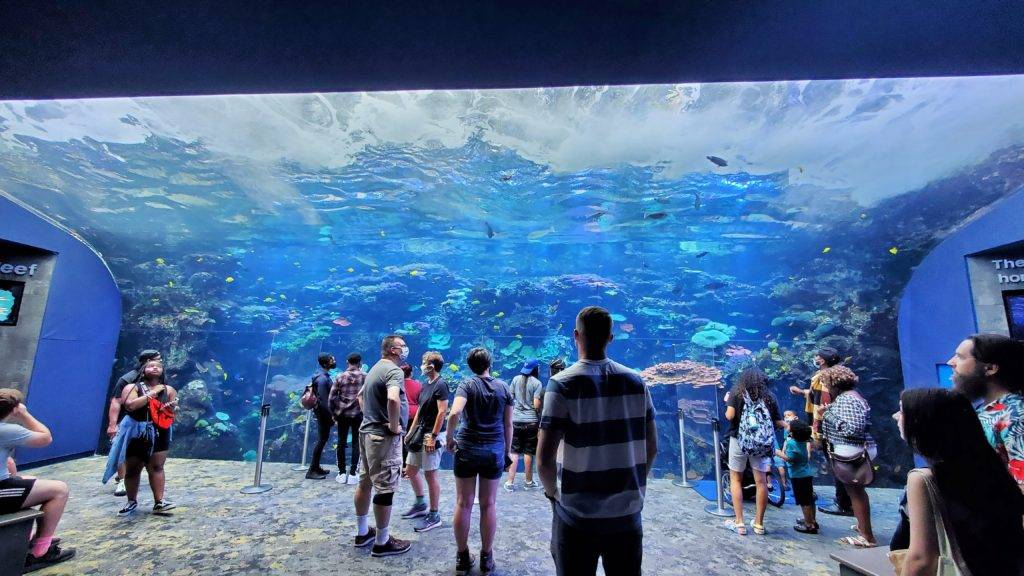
241, 404, 273, 494
291, 409, 312, 471
704, 417, 732, 516
671, 407, 696, 488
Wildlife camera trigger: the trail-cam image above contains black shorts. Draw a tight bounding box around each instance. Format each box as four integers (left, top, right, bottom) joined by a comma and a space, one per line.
791, 476, 815, 506
0, 476, 36, 514
126, 427, 171, 461
510, 422, 539, 456
453, 445, 506, 480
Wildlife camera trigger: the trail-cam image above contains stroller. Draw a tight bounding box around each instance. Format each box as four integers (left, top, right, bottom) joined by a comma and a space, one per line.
718, 436, 786, 508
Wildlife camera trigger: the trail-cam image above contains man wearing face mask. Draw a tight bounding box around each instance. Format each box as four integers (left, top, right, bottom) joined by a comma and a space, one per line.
352, 334, 412, 557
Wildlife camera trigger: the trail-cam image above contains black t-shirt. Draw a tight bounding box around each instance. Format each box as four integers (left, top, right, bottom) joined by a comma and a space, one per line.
408, 377, 448, 451
726, 389, 781, 438
125, 381, 169, 422
113, 369, 139, 422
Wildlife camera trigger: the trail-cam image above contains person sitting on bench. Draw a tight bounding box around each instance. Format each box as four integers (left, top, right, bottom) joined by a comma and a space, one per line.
0, 388, 74, 572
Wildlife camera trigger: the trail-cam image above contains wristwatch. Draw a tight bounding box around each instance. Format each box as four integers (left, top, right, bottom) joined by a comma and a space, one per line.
544, 490, 558, 502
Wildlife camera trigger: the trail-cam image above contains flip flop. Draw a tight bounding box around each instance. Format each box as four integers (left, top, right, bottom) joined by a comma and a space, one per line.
723, 519, 747, 535
838, 535, 877, 548
751, 522, 766, 535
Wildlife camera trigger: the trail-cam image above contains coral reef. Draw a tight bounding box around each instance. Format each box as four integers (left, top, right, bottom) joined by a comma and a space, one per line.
640, 361, 723, 388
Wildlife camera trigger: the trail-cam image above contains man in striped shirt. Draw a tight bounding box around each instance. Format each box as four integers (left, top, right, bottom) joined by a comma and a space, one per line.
537, 306, 658, 576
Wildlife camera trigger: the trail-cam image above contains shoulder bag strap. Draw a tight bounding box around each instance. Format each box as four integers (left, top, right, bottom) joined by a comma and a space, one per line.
917, 470, 971, 576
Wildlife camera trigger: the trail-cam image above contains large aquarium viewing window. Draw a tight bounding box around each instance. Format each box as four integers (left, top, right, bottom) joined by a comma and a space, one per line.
4, 75, 1024, 486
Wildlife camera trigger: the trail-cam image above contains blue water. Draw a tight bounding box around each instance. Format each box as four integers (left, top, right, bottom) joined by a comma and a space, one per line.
3, 80, 1024, 485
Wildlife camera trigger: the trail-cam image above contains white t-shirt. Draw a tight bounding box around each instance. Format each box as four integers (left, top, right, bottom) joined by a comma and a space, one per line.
0, 421, 32, 481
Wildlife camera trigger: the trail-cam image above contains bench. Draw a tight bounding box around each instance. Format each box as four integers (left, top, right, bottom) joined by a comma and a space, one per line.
829, 546, 896, 576
0, 509, 42, 576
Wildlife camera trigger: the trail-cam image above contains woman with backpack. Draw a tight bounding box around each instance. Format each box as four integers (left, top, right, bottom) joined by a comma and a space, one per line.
819, 365, 877, 547
113, 360, 177, 516
724, 368, 786, 535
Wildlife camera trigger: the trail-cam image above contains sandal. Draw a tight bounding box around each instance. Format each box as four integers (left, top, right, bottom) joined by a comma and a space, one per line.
838, 535, 877, 548
751, 522, 766, 535
723, 519, 747, 535
794, 522, 819, 534
850, 524, 860, 532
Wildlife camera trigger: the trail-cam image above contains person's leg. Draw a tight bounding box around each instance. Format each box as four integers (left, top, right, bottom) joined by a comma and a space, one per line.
801, 504, 816, 526
116, 462, 126, 481
309, 410, 332, 473
506, 452, 519, 486
551, 510, 600, 576
834, 471, 852, 510
349, 415, 362, 475
354, 433, 372, 538
146, 451, 168, 502
425, 469, 440, 511
728, 470, 745, 525
600, 524, 643, 576
524, 454, 535, 483
406, 462, 424, 498
889, 491, 910, 550
22, 479, 68, 545
335, 417, 349, 473
454, 475, 477, 553
123, 456, 145, 502
478, 476, 499, 554
847, 485, 875, 543
752, 469, 769, 528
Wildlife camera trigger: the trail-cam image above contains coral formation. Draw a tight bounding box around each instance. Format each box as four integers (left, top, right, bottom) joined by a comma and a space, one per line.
640, 361, 723, 388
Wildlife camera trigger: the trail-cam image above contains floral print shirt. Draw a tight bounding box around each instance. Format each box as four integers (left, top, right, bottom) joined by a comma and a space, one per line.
977, 393, 1024, 484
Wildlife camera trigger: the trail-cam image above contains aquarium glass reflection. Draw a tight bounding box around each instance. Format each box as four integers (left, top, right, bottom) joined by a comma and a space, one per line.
4, 76, 1024, 485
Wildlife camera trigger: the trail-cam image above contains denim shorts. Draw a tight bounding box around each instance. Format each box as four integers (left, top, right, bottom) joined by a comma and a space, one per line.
453, 443, 505, 480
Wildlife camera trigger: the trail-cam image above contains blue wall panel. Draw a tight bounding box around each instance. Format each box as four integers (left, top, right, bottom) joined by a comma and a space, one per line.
0, 193, 121, 463
898, 188, 1024, 392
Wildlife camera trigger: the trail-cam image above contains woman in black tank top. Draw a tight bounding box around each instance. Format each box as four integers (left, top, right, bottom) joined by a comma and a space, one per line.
118, 360, 177, 515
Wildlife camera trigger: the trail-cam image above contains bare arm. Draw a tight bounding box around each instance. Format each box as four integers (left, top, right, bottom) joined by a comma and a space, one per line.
386, 385, 401, 434
503, 404, 513, 458
445, 396, 468, 451
107, 395, 122, 437
902, 472, 940, 576
123, 383, 163, 412
537, 428, 562, 498
725, 406, 736, 421
13, 405, 52, 448
431, 399, 448, 435
7, 457, 16, 476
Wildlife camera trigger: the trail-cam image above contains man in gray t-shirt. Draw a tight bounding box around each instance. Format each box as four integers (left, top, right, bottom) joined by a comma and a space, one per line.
352, 335, 413, 558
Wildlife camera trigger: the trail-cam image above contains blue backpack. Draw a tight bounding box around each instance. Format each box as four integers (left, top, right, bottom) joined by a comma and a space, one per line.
738, 391, 775, 457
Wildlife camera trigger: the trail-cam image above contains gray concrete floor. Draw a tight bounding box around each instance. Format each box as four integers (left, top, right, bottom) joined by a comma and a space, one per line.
21, 457, 900, 575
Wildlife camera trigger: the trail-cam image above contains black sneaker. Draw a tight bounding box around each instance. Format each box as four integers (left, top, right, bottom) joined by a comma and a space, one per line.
153, 499, 177, 513
24, 544, 75, 574
305, 470, 328, 480
371, 536, 412, 557
117, 500, 138, 517
455, 550, 476, 575
480, 550, 496, 574
818, 503, 855, 517
353, 527, 376, 548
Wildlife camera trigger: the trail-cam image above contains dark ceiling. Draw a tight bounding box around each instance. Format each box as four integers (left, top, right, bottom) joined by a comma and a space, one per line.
2, 1, 1024, 100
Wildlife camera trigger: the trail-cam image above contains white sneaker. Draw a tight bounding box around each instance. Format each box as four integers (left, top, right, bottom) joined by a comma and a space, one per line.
346, 474, 359, 485
336, 473, 348, 485
113, 478, 127, 497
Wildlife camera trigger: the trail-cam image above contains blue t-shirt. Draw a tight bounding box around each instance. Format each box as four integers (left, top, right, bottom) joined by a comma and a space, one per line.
454, 375, 511, 449
0, 422, 33, 481
783, 437, 814, 478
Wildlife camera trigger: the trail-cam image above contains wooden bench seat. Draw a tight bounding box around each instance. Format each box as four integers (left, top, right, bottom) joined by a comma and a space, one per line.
829, 545, 896, 576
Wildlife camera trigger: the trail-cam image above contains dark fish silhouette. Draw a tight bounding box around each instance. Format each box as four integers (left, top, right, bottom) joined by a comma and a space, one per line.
706, 155, 728, 167
644, 211, 668, 220
704, 281, 727, 290
694, 192, 702, 210
485, 222, 495, 238
695, 251, 709, 259
586, 209, 608, 222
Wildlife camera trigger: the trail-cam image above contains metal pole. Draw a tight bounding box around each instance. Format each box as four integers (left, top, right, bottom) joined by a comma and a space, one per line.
704, 418, 732, 516
241, 404, 273, 494
291, 410, 312, 471
672, 407, 696, 488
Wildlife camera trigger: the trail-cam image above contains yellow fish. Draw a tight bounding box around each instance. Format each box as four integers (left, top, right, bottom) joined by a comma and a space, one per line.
860, 213, 868, 219
449, 365, 460, 372
155, 258, 166, 266
184, 307, 201, 314
888, 247, 899, 255
379, 230, 386, 237
167, 281, 174, 287
196, 257, 204, 262
329, 267, 337, 272
479, 311, 486, 316
225, 276, 235, 283
496, 312, 505, 318
410, 270, 420, 277
263, 297, 274, 303
471, 300, 481, 305
347, 267, 354, 273
493, 325, 500, 330
279, 294, 287, 300
822, 247, 831, 254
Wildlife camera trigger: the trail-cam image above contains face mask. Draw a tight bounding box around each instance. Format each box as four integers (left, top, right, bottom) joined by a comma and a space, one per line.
398, 346, 410, 361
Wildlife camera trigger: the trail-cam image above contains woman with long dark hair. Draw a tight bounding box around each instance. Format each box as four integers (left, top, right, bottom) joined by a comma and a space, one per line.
898, 388, 1024, 575
505, 359, 543, 492
117, 360, 177, 516
723, 368, 785, 535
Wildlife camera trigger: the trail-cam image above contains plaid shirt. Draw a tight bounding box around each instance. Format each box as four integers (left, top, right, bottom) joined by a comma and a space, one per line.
821, 390, 873, 448
329, 368, 365, 418
977, 393, 1024, 484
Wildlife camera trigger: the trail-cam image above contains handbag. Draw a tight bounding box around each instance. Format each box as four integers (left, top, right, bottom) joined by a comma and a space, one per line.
300, 377, 318, 410
830, 445, 874, 486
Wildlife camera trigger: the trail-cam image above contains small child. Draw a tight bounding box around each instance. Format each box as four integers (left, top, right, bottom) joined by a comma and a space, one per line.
776, 419, 818, 533
772, 411, 800, 490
